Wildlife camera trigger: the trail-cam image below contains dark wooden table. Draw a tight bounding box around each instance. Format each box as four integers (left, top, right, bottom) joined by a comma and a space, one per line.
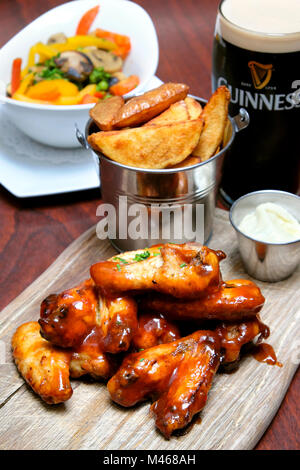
0, 0, 299, 450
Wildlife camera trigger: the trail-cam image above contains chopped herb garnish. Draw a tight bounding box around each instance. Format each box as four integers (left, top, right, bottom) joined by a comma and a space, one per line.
36, 55, 66, 81
139, 358, 145, 362
116, 264, 121, 272
114, 257, 128, 264
138, 348, 144, 352
134, 250, 151, 262
180, 263, 187, 268
152, 252, 161, 257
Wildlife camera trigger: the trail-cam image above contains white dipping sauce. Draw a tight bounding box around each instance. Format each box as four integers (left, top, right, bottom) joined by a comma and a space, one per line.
238, 202, 300, 243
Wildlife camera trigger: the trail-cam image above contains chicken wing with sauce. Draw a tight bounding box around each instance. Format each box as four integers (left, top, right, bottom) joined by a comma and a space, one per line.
131, 312, 181, 351
98, 295, 137, 353
39, 279, 98, 349
12, 322, 72, 404
90, 243, 225, 299
216, 316, 270, 364
39, 279, 138, 353
70, 326, 117, 379
107, 330, 220, 438
141, 279, 265, 322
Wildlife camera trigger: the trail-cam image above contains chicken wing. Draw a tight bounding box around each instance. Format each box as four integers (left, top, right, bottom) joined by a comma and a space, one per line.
216, 316, 270, 364
12, 322, 72, 404
70, 326, 117, 379
152, 336, 220, 438
131, 312, 181, 351
90, 243, 225, 299
98, 295, 138, 353
107, 330, 220, 438
39, 279, 138, 353
141, 279, 265, 322
39, 279, 98, 348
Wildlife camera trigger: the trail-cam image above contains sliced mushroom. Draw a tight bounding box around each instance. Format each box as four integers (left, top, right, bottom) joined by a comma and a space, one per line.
47, 33, 68, 45
111, 71, 127, 81
54, 51, 93, 82
83, 47, 123, 73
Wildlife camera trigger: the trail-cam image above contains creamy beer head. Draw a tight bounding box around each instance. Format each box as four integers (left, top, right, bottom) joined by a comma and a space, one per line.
219, 0, 300, 52
213, 0, 300, 204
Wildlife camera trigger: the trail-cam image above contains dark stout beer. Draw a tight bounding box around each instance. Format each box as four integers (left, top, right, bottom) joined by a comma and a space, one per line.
212, 0, 300, 205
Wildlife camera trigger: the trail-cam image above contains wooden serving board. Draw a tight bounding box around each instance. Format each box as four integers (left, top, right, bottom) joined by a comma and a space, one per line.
0, 209, 299, 450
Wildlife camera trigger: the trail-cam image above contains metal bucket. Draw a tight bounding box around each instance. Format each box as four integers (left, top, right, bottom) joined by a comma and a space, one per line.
77, 96, 249, 252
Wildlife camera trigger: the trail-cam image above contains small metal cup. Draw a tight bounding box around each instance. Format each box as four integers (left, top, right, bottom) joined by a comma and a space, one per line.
77, 96, 249, 252
230, 190, 300, 282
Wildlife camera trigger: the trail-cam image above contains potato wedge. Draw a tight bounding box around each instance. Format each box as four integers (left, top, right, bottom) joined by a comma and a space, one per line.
144, 100, 189, 126
89, 96, 124, 131
113, 83, 189, 128
88, 119, 203, 169
184, 97, 202, 119
170, 155, 202, 168
192, 86, 230, 161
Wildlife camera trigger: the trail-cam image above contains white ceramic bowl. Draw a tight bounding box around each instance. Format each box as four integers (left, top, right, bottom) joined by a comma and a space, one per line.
0, 0, 159, 148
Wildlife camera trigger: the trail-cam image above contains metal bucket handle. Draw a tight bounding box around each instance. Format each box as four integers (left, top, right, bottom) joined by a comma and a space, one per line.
75, 122, 89, 150
232, 108, 250, 133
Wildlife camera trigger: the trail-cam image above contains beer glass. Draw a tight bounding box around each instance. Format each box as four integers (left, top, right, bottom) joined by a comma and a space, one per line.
212, 0, 300, 205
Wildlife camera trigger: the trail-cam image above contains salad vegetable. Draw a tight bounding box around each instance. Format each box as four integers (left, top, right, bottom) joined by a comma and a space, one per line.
8, 6, 139, 105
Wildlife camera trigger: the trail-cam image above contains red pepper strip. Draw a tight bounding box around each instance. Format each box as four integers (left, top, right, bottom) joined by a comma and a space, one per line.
76, 5, 100, 35
94, 91, 105, 98
11, 58, 22, 95
110, 75, 140, 96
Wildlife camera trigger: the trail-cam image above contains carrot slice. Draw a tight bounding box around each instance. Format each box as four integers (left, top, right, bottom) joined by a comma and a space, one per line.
11, 58, 22, 95
95, 28, 131, 47
80, 94, 99, 104
110, 75, 139, 96
76, 5, 100, 35
113, 45, 131, 60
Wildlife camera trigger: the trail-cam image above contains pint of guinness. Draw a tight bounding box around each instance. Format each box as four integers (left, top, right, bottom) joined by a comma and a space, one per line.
212, 0, 300, 205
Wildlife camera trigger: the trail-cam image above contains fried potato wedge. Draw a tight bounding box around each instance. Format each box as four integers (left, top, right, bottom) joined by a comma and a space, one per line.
192, 86, 230, 161
113, 83, 189, 128
12, 322, 72, 404
184, 96, 202, 119
170, 155, 202, 168
144, 100, 189, 126
88, 119, 203, 169
89, 96, 124, 131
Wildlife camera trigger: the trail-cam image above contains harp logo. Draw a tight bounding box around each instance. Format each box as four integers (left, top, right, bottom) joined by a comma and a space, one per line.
248, 61, 273, 89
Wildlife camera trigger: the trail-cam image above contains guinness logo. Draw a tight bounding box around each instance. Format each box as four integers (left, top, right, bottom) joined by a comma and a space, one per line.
248, 61, 273, 89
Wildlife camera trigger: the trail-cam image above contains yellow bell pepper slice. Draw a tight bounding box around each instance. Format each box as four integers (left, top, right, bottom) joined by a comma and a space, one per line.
12, 73, 34, 96
27, 43, 58, 68
67, 35, 116, 50
27, 45, 38, 68
12, 93, 53, 104
54, 96, 81, 105
78, 84, 97, 98
35, 43, 60, 58
54, 84, 97, 105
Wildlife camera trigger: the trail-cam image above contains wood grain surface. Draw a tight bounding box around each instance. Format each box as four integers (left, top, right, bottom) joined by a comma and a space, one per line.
0, 209, 299, 450
0, 0, 299, 450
